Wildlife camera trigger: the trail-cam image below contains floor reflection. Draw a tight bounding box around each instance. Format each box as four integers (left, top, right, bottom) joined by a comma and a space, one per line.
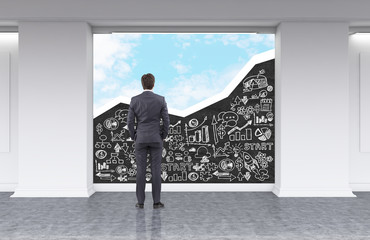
135, 209, 162, 240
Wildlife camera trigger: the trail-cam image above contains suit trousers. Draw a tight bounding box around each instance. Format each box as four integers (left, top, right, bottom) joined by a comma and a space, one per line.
135, 142, 163, 204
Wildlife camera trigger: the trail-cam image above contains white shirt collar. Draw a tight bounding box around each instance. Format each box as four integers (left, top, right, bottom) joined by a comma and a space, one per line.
143, 89, 153, 92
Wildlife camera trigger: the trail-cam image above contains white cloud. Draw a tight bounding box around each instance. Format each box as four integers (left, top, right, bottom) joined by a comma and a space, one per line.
102, 82, 119, 92
94, 68, 106, 82
171, 62, 191, 74
182, 42, 191, 48
114, 61, 132, 78
221, 34, 239, 45
93, 34, 141, 81
166, 63, 243, 110
120, 80, 143, 99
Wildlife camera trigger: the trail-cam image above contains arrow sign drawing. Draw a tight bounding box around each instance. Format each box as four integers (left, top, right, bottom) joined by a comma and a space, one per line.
96, 172, 116, 182
212, 171, 236, 181
211, 115, 219, 145
228, 120, 252, 135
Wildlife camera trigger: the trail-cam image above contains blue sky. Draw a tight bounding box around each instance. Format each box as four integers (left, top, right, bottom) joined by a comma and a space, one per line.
93, 33, 274, 111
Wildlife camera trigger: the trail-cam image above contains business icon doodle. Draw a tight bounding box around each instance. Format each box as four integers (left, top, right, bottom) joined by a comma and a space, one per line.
93, 58, 275, 184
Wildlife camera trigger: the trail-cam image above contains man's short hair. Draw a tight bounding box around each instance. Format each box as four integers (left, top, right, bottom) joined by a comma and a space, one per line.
141, 73, 155, 90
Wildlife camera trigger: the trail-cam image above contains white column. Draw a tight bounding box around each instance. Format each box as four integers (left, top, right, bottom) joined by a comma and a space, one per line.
273, 22, 355, 197
12, 22, 94, 197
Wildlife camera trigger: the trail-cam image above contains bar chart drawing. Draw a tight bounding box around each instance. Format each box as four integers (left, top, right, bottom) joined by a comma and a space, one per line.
169, 120, 182, 134
229, 128, 253, 141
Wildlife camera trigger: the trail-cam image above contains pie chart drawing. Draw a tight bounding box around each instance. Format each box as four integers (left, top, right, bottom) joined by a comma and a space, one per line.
255, 127, 272, 141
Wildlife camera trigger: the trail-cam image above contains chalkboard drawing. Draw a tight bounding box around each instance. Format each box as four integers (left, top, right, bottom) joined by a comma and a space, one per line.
237, 172, 244, 181
213, 171, 236, 181
218, 111, 239, 128
193, 163, 205, 171
115, 165, 128, 175
96, 172, 116, 182
244, 172, 251, 181
246, 128, 253, 140
96, 123, 103, 135
217, 124, 226, 140
188, 172, 199, 181
266, 112, 274, 122
213, 142, 231, 158
103, 117, 119, 130
95, 135, 112, 149
228, 122, 253, 142
169, 120, 181, 134
200, 171, 213, 182
254, 113, 268, 124
116, 142, 129, 153
183, 151, 192, 162
168, 171, 187, 182
259, 90, 268, 98
255, 127, 272, 141
260, 98, 273, 112
241, 96, 249, 105
166, 151, 174, 162
145, 173, 152, 181
161, 171, 168, 181
189, 147, 196, 152
110, 130, 125, 142
195, 146, 211, 159
162, 148, 167, 158
95, 150, 107, 159
128, 168, 137, 176
117, 175, 128, 182
211, 116, 219, 144
115, 109, 128, 123
255, 169, 269, 181
219, 158, 235, 172
114, 143, 121, 153
204, 162, 218, 171
242, 151, 270, 181
229, 143, 243, 158
200, 155, 210, 163
93, 54, 275, 184
230, 96, 242, 111
175, 153, 183, 161
235, 157, 243, 171
243, 69, 268, 92
185, 116, 210, 146
95, 160, 109, 171
188, 118, 199, 128
108, 152, 123, 164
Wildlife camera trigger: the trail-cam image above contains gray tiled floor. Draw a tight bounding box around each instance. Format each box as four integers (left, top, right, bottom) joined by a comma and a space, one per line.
1, 192, 370, 240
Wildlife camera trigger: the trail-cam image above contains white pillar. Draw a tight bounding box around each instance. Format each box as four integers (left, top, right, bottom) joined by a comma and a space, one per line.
273, 22, 355, 197
12, 22, 94, 197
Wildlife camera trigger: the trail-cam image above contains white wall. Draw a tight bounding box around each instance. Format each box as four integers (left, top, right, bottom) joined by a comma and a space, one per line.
0, 1, 369, 196
0, 33, 18, 191
1, 0, 370, 25
273, 22, 354, 197
11, 22, 94, 197
349, 34, 370, 191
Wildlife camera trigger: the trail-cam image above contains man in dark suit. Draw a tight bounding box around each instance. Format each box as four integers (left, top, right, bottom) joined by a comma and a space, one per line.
127, 73, 169, 209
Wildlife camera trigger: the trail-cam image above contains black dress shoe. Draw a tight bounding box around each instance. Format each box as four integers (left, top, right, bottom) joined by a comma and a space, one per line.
136, 203, 144, 209
153, 202, 164, 209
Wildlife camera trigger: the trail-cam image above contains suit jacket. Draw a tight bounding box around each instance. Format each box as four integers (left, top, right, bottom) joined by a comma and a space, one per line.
127, 91, 170, 143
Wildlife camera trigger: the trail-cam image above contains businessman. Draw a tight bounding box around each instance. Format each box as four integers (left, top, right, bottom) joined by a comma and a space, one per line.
127, 73, 169, 209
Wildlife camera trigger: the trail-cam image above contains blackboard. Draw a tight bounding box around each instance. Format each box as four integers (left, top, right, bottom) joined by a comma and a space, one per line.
94, 59, 274, 183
